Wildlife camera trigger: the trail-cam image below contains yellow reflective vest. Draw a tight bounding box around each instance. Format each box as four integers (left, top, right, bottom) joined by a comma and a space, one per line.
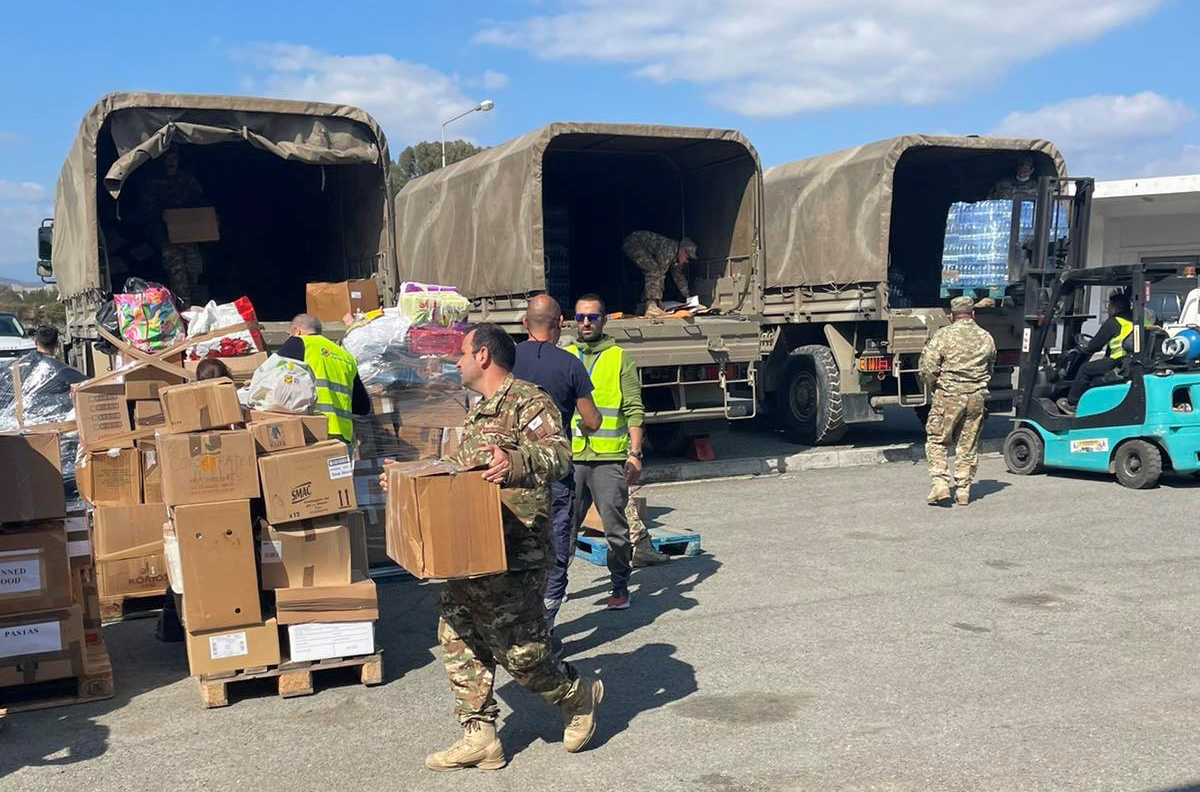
564, 343, 629, 455
1107, 316, 1134, 360
300, 334, 358, 442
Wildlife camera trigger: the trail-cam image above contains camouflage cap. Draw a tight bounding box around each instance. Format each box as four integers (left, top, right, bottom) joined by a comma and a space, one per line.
949, 296, 976, 313
680, 236, 698, 258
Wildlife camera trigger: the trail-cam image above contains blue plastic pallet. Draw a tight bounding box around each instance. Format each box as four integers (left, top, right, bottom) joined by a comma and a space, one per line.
939, 283, 1012, 300
575, 526, 702, 566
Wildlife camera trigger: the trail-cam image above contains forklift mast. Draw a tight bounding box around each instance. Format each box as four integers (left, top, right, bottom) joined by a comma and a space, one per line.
1015, 176, 1095, 418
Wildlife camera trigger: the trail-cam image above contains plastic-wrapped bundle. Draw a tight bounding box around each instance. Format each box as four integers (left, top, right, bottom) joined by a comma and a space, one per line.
242, 354, 316, 413
942, 200, 1015, 289
0, 351, 85, 500
343, 311, 464, 391
396, 282, 471, 327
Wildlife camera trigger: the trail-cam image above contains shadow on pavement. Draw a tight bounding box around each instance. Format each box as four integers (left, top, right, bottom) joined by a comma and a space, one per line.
970, 479, 1011, 500
373, 577, 441, 683
0, 618, 187, 779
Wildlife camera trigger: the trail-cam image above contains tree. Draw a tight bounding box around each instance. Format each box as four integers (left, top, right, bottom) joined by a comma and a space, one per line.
388, 140, 484, 195
0, 286, 65, 331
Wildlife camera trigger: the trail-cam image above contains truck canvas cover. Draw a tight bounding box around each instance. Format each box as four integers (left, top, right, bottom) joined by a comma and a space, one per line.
393, 122, 762, 302
762, 135, 1067, 290
50, 92, 392, 300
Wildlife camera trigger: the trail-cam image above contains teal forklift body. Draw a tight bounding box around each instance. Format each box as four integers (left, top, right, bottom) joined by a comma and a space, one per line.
1026, 372, 1200, 473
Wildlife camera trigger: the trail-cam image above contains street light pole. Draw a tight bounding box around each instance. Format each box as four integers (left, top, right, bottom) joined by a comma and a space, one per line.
441, 100, 494, 169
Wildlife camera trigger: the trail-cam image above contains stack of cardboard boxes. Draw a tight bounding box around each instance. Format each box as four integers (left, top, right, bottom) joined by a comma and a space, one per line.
0, 431, 112, 702
154, 378, 379, 678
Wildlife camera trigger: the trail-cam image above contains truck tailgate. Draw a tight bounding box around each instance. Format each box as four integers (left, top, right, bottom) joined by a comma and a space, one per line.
602, 316, 761, 367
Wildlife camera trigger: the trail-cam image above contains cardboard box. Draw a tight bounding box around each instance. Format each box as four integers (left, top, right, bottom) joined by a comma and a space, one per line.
158, 379, 243, 434
257, 440, 356, 524
123, 365, 187, 401
173, 499, 261, 631
373, 388, 469, 428
247, 416, 311, 455
158, 430, 259, 506
140, 442, 162, 503
304, 279, 381, 323
0, 606, 85, 688
0, 432, 66, 524
133, 400, 165, 429
73, 384, 133, 448
185, 617, 280, 677
248, 410, 328, 443
287, 621, 374, 663
184, 352, 267, 384
582, 496, 647, 532
259, 516, 352, 590
275, 576, 377, 625
0, 521, 73, 616
164, 206, 220, 244
384, 460, 505, 580
77, 448, 141, 506
65, 514, 93, 571
93, 504, 169, 599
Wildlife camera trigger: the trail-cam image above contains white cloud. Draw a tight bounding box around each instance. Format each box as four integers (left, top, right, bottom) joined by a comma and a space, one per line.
476, 0, 1163, 116
481, 70, 510, 91
0, 181, 46, 201
990, 92, 1200, 179
238, 44, 498, 145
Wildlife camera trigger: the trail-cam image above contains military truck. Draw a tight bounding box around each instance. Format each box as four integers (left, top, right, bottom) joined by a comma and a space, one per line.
36, 93, 396, 373
759, 135, 1069, 444
393, 122, 763, 454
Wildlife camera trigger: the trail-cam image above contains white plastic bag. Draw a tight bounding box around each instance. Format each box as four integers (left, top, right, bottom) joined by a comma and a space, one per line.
243, 354, 316, 414
182, 300, 261, 357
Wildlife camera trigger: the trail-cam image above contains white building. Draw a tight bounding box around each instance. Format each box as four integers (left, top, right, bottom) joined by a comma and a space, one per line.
1086, 174, 1200, 323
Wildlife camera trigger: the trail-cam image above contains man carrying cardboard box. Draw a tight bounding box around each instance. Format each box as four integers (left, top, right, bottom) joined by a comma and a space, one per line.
382, 323, 604, 771
276, 314, 370, 445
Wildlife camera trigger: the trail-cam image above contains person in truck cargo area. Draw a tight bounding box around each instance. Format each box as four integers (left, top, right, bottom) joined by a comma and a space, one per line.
568, 294, 668, 613
918, 295, 997, 507
988, 155, 1037, 201
277, 313, 370, 444
1056, 291, 1135, 416
511, 294, 602, 629
621, 230, 697, 318
381, 322, 605, 771
134, 145, 208, 303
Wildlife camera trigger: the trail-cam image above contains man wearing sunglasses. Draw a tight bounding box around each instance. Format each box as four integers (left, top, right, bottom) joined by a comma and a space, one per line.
565, 294, 662, 610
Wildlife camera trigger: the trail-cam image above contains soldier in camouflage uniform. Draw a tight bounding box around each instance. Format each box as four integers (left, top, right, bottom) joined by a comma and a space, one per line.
385, 323, 604, 771
622, 230, 697, 316
918, 296, 997, 506
137, 146, 207, 302
988, 156, 1037, 201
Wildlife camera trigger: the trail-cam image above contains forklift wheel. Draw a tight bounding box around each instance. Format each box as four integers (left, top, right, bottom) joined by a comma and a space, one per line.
1112, 440, 1162, 489
1003, 427, 1045, 475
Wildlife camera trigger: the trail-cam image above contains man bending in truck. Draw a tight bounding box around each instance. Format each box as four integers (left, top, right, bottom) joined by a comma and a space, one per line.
622, 230, 697, 318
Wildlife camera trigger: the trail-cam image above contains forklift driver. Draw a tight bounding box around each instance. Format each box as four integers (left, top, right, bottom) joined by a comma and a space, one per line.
1057, 291, 1133, 415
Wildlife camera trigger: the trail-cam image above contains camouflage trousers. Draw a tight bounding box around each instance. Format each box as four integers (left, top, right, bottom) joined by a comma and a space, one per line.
925, 389, 986, 489
439, 570, 578, 725
162, 242, 203, 301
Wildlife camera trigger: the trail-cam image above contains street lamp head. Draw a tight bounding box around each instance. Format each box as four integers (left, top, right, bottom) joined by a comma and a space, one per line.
478, 100, 495, 112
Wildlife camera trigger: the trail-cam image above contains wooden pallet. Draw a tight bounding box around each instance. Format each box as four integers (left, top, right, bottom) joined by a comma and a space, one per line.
100, 592, 165, 624
575, 526, 702, 566
0, 643, 115, 716
197, 652, 383, 708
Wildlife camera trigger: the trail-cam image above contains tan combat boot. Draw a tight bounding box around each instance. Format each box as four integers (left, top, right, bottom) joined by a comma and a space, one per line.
954, 487, 970, 507
632, 536, 669, 567
425, 720, 506, 772
562, 677, 605, 753
927, 481, 951, 505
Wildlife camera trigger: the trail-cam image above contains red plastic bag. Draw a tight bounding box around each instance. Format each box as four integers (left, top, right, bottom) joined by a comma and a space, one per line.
233, 296, 266, 352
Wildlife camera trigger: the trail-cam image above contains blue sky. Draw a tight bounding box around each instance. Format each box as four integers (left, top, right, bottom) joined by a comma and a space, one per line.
1, 0, 1197, 281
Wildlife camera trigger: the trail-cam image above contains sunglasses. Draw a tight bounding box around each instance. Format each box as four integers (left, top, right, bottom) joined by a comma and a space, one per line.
574, 313, 602, 323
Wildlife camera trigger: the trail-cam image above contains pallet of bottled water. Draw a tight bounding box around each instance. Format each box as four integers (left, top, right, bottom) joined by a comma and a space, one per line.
940, 200, 1022, 291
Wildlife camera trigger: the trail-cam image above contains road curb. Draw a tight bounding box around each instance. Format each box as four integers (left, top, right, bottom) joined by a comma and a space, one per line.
643, 437, 1005, 484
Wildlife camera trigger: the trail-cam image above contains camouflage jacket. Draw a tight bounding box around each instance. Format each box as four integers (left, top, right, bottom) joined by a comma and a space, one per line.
136, 170, 207, 246
918, 319, 997, 396
443, 374, 570, 572
623, 230, 690, 295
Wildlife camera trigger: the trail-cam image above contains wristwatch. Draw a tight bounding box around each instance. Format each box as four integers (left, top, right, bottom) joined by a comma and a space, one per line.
628, 450, 644, 460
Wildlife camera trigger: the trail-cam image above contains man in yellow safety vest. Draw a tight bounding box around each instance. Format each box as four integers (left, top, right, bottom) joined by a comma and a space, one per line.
1058, 292, 1135, 415
277, 313, 370, 443
566, 294, 666, 612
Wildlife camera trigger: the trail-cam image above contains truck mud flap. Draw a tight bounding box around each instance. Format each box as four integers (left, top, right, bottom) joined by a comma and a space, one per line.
842, 392, 883, 423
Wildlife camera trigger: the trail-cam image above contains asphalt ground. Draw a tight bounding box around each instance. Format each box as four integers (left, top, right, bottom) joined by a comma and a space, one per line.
4, 458, 1200, 791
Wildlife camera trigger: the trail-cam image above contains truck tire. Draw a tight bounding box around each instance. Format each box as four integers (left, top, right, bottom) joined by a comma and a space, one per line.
1003, 426, 1044, 475
1112, 439, 1162, 489
776, 345, 847, 446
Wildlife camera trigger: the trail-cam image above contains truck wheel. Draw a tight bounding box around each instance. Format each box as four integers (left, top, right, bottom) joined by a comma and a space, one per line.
1003, 426, 1044, 475
776, 345, 846, 446
1112, 439, 1162, 489
646, 423, 690, 458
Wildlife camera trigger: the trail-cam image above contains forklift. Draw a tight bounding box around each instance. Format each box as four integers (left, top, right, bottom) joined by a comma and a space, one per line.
1002, 178, 1200, 488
